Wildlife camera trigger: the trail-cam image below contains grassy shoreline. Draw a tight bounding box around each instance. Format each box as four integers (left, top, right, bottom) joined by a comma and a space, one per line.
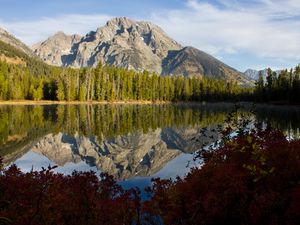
1, 100, 300, 108
0, 100, 173, 105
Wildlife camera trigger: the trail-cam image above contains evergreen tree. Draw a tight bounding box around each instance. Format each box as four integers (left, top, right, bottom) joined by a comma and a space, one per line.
256, 71, 264, 101
56, 79, 65, 101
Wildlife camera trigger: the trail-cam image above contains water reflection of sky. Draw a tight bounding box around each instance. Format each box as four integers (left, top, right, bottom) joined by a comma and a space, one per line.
120, 153, 199, 199
13, 151, 199, 199
14, 151, 100, 174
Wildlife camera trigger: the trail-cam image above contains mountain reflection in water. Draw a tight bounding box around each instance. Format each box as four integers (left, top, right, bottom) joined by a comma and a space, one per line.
1, 103, 300, 185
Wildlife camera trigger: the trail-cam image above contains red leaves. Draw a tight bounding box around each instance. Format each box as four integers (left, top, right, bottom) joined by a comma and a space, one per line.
0, 167, 140, 225
145, 127, 300, 225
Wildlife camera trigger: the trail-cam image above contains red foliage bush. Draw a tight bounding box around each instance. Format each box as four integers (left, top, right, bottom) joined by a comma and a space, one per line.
145, 127, 300, 225
0, 166, 141, 225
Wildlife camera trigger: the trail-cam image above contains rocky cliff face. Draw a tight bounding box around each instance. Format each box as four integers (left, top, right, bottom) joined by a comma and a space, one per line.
32, 32, 82, 66
69, 17, 182, 73
32, 17, 251, 84
30, 126, 213, 180
0, 27, 35, 57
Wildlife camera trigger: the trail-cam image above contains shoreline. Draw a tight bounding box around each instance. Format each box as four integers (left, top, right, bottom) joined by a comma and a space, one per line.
0, 100, 299, 108
0, 100, 172, 105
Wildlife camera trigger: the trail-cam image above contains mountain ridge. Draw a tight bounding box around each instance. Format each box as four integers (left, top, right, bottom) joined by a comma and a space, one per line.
32, 31, 82, 67
162, 46, 249, 83
0, 27, 35, 58
32, 17, 252, 85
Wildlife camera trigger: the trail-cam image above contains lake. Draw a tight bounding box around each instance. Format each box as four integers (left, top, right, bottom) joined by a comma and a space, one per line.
0, 103, 300, 191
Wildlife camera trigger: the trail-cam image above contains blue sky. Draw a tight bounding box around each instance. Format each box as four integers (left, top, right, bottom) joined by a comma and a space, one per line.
0, 0, 300, 71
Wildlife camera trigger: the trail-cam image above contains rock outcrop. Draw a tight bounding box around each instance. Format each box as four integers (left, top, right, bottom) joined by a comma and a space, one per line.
32, 31, 82, 66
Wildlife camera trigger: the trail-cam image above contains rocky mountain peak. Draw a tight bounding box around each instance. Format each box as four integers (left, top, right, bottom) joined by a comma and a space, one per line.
39, 31, 81, 46
63, 17, 182, 71
32, 31, 82, 66
32, 17, 252, 84
53, 31, 67, 37
105, 17, 135, 28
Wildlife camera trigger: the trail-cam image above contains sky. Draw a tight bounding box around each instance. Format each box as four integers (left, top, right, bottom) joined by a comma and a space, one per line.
0, 0, 300, 71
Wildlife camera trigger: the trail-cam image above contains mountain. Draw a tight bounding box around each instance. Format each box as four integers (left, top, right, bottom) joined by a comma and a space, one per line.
244, 69, 258, 80
33, 17, 181, 72
244, 68, 282, 80
0, 27, 35, 57
0, 26, 51, 72
32, 31, 82, 66
32, 17, 251, 84
162, 47, 250, 83
0, 38, 53, 78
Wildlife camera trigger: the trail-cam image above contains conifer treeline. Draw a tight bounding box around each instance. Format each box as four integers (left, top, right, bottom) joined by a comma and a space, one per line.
0, 61, 251, 102
255, 65, 300, 103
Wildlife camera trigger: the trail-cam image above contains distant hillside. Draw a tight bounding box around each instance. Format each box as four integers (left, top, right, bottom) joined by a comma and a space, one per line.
162, 47, 251, 84
33, 17, 253, 85
0, 39, 54, 77
0, 39, 31, 63
0, 27, 35, 57
0, 27, 56, 78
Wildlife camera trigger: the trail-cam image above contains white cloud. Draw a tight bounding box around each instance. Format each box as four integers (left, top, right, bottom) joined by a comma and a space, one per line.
0, 14, 112, 45
150, 0, 300, 61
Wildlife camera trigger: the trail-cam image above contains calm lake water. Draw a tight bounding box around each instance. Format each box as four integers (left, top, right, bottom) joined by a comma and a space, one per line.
1, 103, 300, 190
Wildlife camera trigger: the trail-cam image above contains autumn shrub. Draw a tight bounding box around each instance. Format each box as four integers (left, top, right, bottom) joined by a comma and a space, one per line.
0, 165, 140, 225
144, 125, 300, 225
